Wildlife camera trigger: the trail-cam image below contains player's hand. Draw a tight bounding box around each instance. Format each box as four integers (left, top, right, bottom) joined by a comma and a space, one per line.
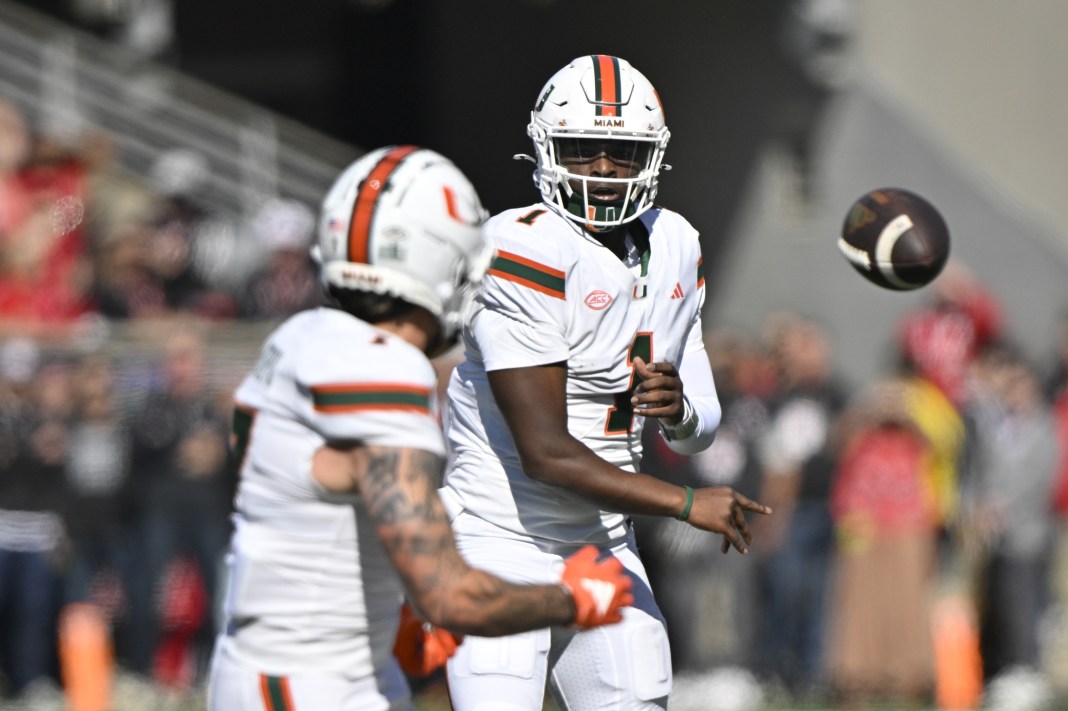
393, 603, 464, 676
631, 358, 683, 423
688, 487, 773, 555
559, 545, 634, 629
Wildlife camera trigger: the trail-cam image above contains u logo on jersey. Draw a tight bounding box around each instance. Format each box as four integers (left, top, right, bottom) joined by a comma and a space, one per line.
584, 290, 612, 310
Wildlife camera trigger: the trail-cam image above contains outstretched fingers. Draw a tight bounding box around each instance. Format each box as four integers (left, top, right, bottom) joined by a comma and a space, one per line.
733, 491, 773, 516
720, 492, 772, 555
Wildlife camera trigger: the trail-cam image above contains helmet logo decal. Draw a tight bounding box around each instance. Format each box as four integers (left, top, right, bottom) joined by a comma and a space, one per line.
591, 55, 622, 117
584, 290, 612, 310
377, 226, 407, 261
442, 184, 480, 226
536, 84, 555, 112
593, 118, 624, 128
348, 145, 419, 264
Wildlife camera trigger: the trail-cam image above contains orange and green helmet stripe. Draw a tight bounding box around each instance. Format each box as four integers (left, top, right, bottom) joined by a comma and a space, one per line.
591, 55, 622, 117
488, 250, 566, 299
310, 383, 432, 414
348, 145, 420, 265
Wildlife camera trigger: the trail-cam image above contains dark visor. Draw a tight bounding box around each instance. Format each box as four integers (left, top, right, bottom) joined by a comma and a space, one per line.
554, 138, 651, 167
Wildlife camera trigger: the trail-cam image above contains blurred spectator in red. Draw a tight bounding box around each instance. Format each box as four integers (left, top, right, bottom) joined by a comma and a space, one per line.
898, 262, 1002, 408
826, 377, 939, 707
961, 345, 1059, 683
0, 347, 76, 701
754, 312, 847, 699
125, 328, 233, 685
0, 101, 96, 337
1045, 311, 1068, 517
238, 197, 320, 319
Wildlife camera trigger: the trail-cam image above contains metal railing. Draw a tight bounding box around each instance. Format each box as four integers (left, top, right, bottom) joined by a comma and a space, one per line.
0, 0, 363, 220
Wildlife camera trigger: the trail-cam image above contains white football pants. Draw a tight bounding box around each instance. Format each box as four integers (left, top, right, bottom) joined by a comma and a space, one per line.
207, 634, 413, 711
446, 512, 672, 711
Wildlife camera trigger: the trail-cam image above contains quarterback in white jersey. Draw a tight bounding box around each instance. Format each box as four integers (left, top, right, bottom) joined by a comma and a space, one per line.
207, 146, 634, 711
440, 57, 771, 710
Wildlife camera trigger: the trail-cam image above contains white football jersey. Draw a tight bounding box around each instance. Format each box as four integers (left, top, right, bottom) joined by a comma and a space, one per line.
221, 307, 445, 681
442, 205, 710, 544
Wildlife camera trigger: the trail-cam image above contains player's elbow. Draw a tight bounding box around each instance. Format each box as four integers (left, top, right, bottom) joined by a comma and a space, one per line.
519, 455, 570, 487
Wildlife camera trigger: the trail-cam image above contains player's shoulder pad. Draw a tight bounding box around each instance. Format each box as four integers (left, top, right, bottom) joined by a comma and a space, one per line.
484, 205, 577, 297
643, 205, 701, 244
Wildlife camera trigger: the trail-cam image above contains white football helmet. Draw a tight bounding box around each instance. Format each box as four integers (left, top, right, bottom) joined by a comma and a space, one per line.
314, 145, 493, 343
523, 55, 670, 231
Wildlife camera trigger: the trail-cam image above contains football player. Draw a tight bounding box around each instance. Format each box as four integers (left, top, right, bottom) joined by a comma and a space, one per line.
206, 146, 634, 711
439, 56, 773, 709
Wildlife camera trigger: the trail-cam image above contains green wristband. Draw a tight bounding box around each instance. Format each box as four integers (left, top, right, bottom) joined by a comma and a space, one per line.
677, 485, 694, 522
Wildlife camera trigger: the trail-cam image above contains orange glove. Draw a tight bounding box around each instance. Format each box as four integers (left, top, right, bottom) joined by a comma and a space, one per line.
558, 545, 634, 629
393, 603, 463, 677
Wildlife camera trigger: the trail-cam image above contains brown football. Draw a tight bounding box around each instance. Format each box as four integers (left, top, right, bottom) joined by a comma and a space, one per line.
838, 188, 950, 291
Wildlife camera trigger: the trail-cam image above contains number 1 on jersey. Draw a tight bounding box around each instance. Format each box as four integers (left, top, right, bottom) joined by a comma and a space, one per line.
605, 332, 652, 435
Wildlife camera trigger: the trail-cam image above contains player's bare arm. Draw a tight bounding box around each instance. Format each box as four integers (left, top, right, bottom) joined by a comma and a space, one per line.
313, 442, 630, 634
489, 364, 771, 553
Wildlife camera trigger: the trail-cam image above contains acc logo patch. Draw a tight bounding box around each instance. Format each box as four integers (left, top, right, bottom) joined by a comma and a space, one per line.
584, 290, 612, 310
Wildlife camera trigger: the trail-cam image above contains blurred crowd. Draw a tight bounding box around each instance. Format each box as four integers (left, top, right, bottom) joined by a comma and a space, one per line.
0, 97, 322, 344
0, 98, 323, 708
2, 98, 1068, 711
641, 265, 1068, 710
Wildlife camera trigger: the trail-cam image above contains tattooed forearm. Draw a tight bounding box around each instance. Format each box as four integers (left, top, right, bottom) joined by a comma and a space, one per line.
360, 447, 446, 526
357, 445, 574, 635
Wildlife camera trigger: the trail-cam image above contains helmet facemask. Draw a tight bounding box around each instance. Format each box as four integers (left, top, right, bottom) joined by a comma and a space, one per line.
551, 136, 660, 231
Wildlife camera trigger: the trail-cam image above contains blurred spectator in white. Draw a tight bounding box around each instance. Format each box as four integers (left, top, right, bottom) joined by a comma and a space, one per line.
774, 0, 856, 205
753, 312, 847, 699
961, 345, 1059, 684
125, 329, 233, 687
0, 351, 76, 701
141, 149, 237, 320
898, 262, 1002, 409
57, 354, 132, 711
825, 377, 939, 707
238, 197, 321, 319
69, 0, 176, 64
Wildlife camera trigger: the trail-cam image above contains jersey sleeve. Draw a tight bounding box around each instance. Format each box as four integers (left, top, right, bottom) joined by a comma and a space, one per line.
293, 338, 446, 456
661, 231, 721, 454
474, 213, 571, 371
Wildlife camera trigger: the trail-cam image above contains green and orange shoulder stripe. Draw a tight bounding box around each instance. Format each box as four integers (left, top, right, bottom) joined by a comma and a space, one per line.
487, 249, 566, 300
309, 382, 433, 415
